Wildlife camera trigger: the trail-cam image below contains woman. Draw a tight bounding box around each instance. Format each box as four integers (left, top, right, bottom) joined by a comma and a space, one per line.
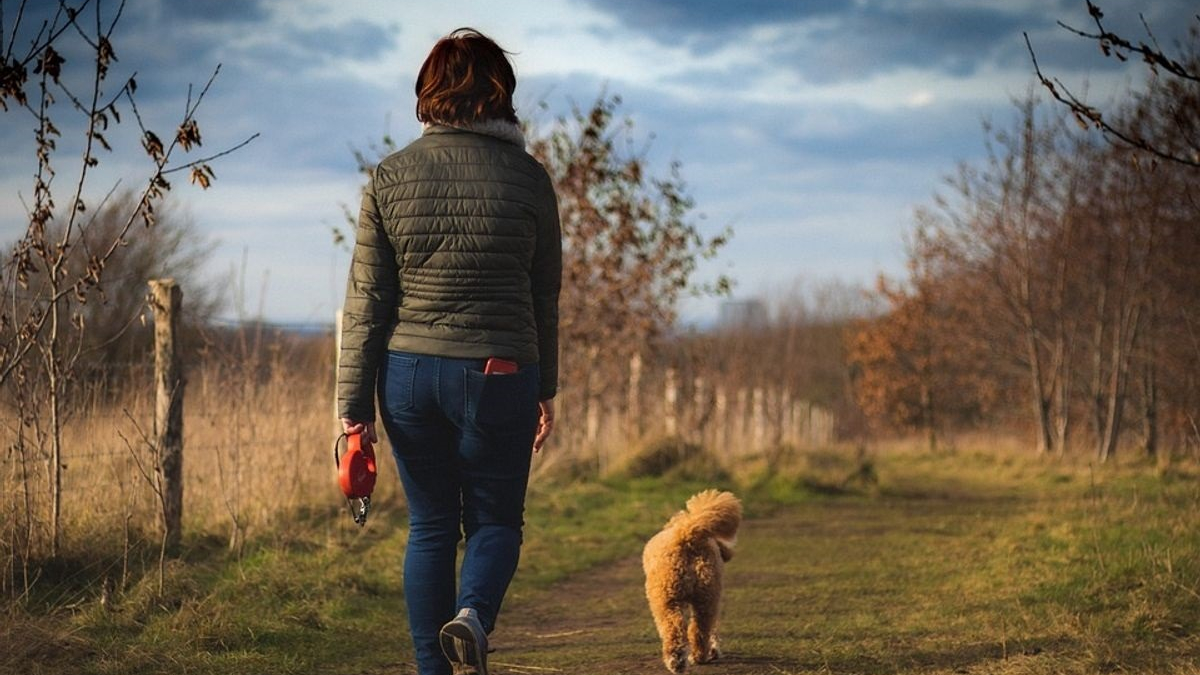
337, 28, 560, 675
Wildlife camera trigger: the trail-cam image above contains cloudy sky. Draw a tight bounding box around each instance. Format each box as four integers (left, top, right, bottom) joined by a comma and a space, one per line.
1, 0, 1194, 325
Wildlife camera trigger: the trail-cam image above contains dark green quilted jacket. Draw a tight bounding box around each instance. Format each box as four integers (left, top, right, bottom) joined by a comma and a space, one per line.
337, 124, 561, 422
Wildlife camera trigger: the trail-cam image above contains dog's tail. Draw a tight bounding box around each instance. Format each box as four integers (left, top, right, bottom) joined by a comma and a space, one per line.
677, 489, 742, 560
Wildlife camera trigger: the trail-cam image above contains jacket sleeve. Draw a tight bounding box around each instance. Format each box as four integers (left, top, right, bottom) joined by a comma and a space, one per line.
531, 170, 562, 400
338, 172, 398, 421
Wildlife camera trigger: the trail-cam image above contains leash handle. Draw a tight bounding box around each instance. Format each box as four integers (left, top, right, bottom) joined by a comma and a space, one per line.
334, 430, 376, 527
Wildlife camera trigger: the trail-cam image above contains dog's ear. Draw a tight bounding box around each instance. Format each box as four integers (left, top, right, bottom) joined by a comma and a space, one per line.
716, 539, 735, 562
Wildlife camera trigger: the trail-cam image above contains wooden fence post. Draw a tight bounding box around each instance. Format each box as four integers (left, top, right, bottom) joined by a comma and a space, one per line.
150, 279, 184, 553
781, 388, 793, 446
334, 309, 343, 439
714, 387, 728, 451
752, 387, 766, 450
664, 367, 678, 436
801, 400, 815, 445
628, 353, 642, 439
586, 394, 601, 444
736, 388, 748, 446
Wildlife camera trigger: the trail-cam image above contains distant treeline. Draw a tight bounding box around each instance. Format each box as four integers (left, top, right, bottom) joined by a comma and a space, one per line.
848, 85, 1199, 458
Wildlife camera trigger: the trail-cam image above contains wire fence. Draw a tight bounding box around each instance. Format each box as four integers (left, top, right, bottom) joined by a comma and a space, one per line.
2, 329, 836, 562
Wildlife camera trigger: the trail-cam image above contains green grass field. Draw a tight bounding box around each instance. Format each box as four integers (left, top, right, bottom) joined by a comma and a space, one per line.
4, 443, 1199, 675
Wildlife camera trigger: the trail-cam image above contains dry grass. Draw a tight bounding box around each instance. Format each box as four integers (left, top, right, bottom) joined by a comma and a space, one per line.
0, 333, 405, 585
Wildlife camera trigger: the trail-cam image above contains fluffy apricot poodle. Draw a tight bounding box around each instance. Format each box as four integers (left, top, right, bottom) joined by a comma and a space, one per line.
642, 489, 742, 673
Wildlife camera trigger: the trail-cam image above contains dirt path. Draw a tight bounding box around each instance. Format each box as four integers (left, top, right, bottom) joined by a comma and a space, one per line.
489, 498, 939, 674
485, 488, 1038, 675
492, 551, 666, 674
491, 532, 801, 675
346, 473, 1197, 675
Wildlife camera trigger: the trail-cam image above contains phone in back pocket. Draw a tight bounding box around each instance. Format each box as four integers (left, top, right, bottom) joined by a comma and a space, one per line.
484, 357, 518, 375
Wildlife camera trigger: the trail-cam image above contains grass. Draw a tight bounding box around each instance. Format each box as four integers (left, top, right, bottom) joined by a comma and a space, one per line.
493, 446, 1200, 674
0, 463, 727, 675
3, 442, 1200, 674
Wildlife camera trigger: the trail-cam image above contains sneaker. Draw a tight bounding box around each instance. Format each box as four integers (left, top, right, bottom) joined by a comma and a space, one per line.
439, 608, 489, 675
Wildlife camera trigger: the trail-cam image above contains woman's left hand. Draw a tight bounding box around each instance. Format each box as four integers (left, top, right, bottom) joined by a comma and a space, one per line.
533, 399, 555, 453
341, 418, 378, 443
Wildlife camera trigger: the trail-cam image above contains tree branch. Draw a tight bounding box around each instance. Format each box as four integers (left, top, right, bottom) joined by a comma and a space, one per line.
1024, 31, 1200, 169
160, 133, 261, 176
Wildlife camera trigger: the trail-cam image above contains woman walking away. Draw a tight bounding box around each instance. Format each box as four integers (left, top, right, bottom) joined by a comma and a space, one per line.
337, 28, 561, 675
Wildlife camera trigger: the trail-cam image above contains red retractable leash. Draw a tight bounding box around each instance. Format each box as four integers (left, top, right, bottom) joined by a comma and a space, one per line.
333, 431, 377, 526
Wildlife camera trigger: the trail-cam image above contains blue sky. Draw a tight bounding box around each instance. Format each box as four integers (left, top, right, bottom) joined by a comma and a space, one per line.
1, 0, 1194, 325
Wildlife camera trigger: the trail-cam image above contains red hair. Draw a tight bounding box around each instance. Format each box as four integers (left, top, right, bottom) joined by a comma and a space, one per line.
415, 28, 518, 125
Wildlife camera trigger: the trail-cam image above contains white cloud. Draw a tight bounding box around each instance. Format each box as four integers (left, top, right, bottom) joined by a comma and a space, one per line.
907, 90, 935, 108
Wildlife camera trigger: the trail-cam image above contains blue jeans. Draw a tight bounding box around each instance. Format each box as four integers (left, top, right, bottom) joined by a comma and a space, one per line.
377, 351, 540, 675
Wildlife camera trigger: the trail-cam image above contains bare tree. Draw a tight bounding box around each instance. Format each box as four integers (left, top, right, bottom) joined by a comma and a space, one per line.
68, 193, 223, 370
527, 95, 731, 408
926, 98, 1083, 455
0, 0, 255, 558
870, 86, 1199, 457
849, 6, 1200, 457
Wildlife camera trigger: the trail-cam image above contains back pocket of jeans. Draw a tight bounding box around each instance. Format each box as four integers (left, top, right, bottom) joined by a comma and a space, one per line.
464, 365, 538, 429
381, 353, 417, 413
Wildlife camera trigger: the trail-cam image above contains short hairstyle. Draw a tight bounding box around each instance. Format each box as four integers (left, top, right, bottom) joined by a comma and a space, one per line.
415, 28, 518, 126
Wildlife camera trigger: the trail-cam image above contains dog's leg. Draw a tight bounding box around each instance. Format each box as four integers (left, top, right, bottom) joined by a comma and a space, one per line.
650, 597, 689, 674
688, 594, 721, 664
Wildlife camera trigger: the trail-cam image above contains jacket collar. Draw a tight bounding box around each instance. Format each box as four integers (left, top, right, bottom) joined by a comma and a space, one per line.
422, 119, 526, 148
